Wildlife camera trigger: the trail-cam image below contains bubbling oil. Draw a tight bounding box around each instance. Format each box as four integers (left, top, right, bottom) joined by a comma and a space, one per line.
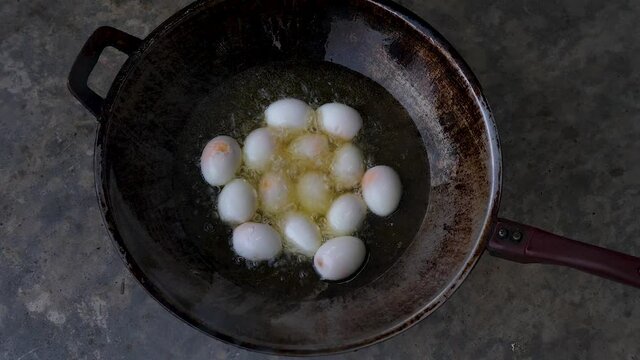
174, 61, 429, 300
238, 112, 362, 245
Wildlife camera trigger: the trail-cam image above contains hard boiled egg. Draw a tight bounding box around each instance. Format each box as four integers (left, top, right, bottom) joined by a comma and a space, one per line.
326, 193, 367, 235
316, 103, 363, 140
362, 165, 402, 216
233, 222, 282, 261
265, 98, 314, 130
331, 143, 364, 189
200, 136, 242, 186
289, 134, 329, 163
259, 172, 291, 213
313, 236, 366, 281
243, 127, 276, 171
281, 213, 322, 257
218, 178, 257, 224
296, 172, 332, 214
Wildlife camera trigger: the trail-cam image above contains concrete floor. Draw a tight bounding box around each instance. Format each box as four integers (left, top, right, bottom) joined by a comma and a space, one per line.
2, 0, 640, 358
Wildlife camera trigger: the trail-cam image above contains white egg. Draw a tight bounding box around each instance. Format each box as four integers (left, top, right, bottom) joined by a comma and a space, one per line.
296, 172, 332, 214
200, 136, 242, 186
218, 179, 257, 224
316, 103, 363, 140
281, 213, 322, 257
243, 127, 276, 171
289, 134, 329, 163
259, 172, 291, 213
313, 236, 366, 281
265, 98, 314, 130
331, 143, 364, 189
362, 165, 402, 216
326, 193, 367, 235
232, 222, 282, 261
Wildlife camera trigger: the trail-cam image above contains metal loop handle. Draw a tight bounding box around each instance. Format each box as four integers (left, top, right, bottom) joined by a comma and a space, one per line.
67, 26, 142, 118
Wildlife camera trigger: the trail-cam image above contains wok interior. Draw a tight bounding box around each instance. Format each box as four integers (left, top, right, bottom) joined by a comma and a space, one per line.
101, 0, 497, 353
174, 61, 430, 300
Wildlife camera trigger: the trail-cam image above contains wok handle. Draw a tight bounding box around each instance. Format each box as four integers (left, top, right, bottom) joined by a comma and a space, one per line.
488, 218, 640, 288
68, 26, 142, 118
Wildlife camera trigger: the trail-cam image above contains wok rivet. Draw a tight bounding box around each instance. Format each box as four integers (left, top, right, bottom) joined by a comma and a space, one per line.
497, 228, 508, 239
512, 231, 523, 242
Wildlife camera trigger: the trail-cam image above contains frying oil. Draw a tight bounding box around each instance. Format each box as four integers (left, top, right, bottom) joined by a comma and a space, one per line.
237, 113, 353, 246
174, 61, 429, 299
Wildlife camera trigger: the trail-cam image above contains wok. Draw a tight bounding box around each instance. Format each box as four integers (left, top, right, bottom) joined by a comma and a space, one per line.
67, 0, 640, 355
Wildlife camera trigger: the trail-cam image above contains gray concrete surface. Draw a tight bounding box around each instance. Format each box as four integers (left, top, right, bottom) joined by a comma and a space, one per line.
1, 0, 640, 359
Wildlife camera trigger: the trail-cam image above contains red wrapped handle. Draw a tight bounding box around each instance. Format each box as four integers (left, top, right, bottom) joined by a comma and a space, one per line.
488, 218, 640, 288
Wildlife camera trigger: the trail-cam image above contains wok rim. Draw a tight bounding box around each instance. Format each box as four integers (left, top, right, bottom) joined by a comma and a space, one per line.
92, 0, 503, 355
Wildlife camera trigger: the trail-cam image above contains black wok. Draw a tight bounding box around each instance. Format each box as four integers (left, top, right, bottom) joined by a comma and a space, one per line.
68, 0, 640, 355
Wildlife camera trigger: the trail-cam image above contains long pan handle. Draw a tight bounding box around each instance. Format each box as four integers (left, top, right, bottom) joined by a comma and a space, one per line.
488, 218, 640, 288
